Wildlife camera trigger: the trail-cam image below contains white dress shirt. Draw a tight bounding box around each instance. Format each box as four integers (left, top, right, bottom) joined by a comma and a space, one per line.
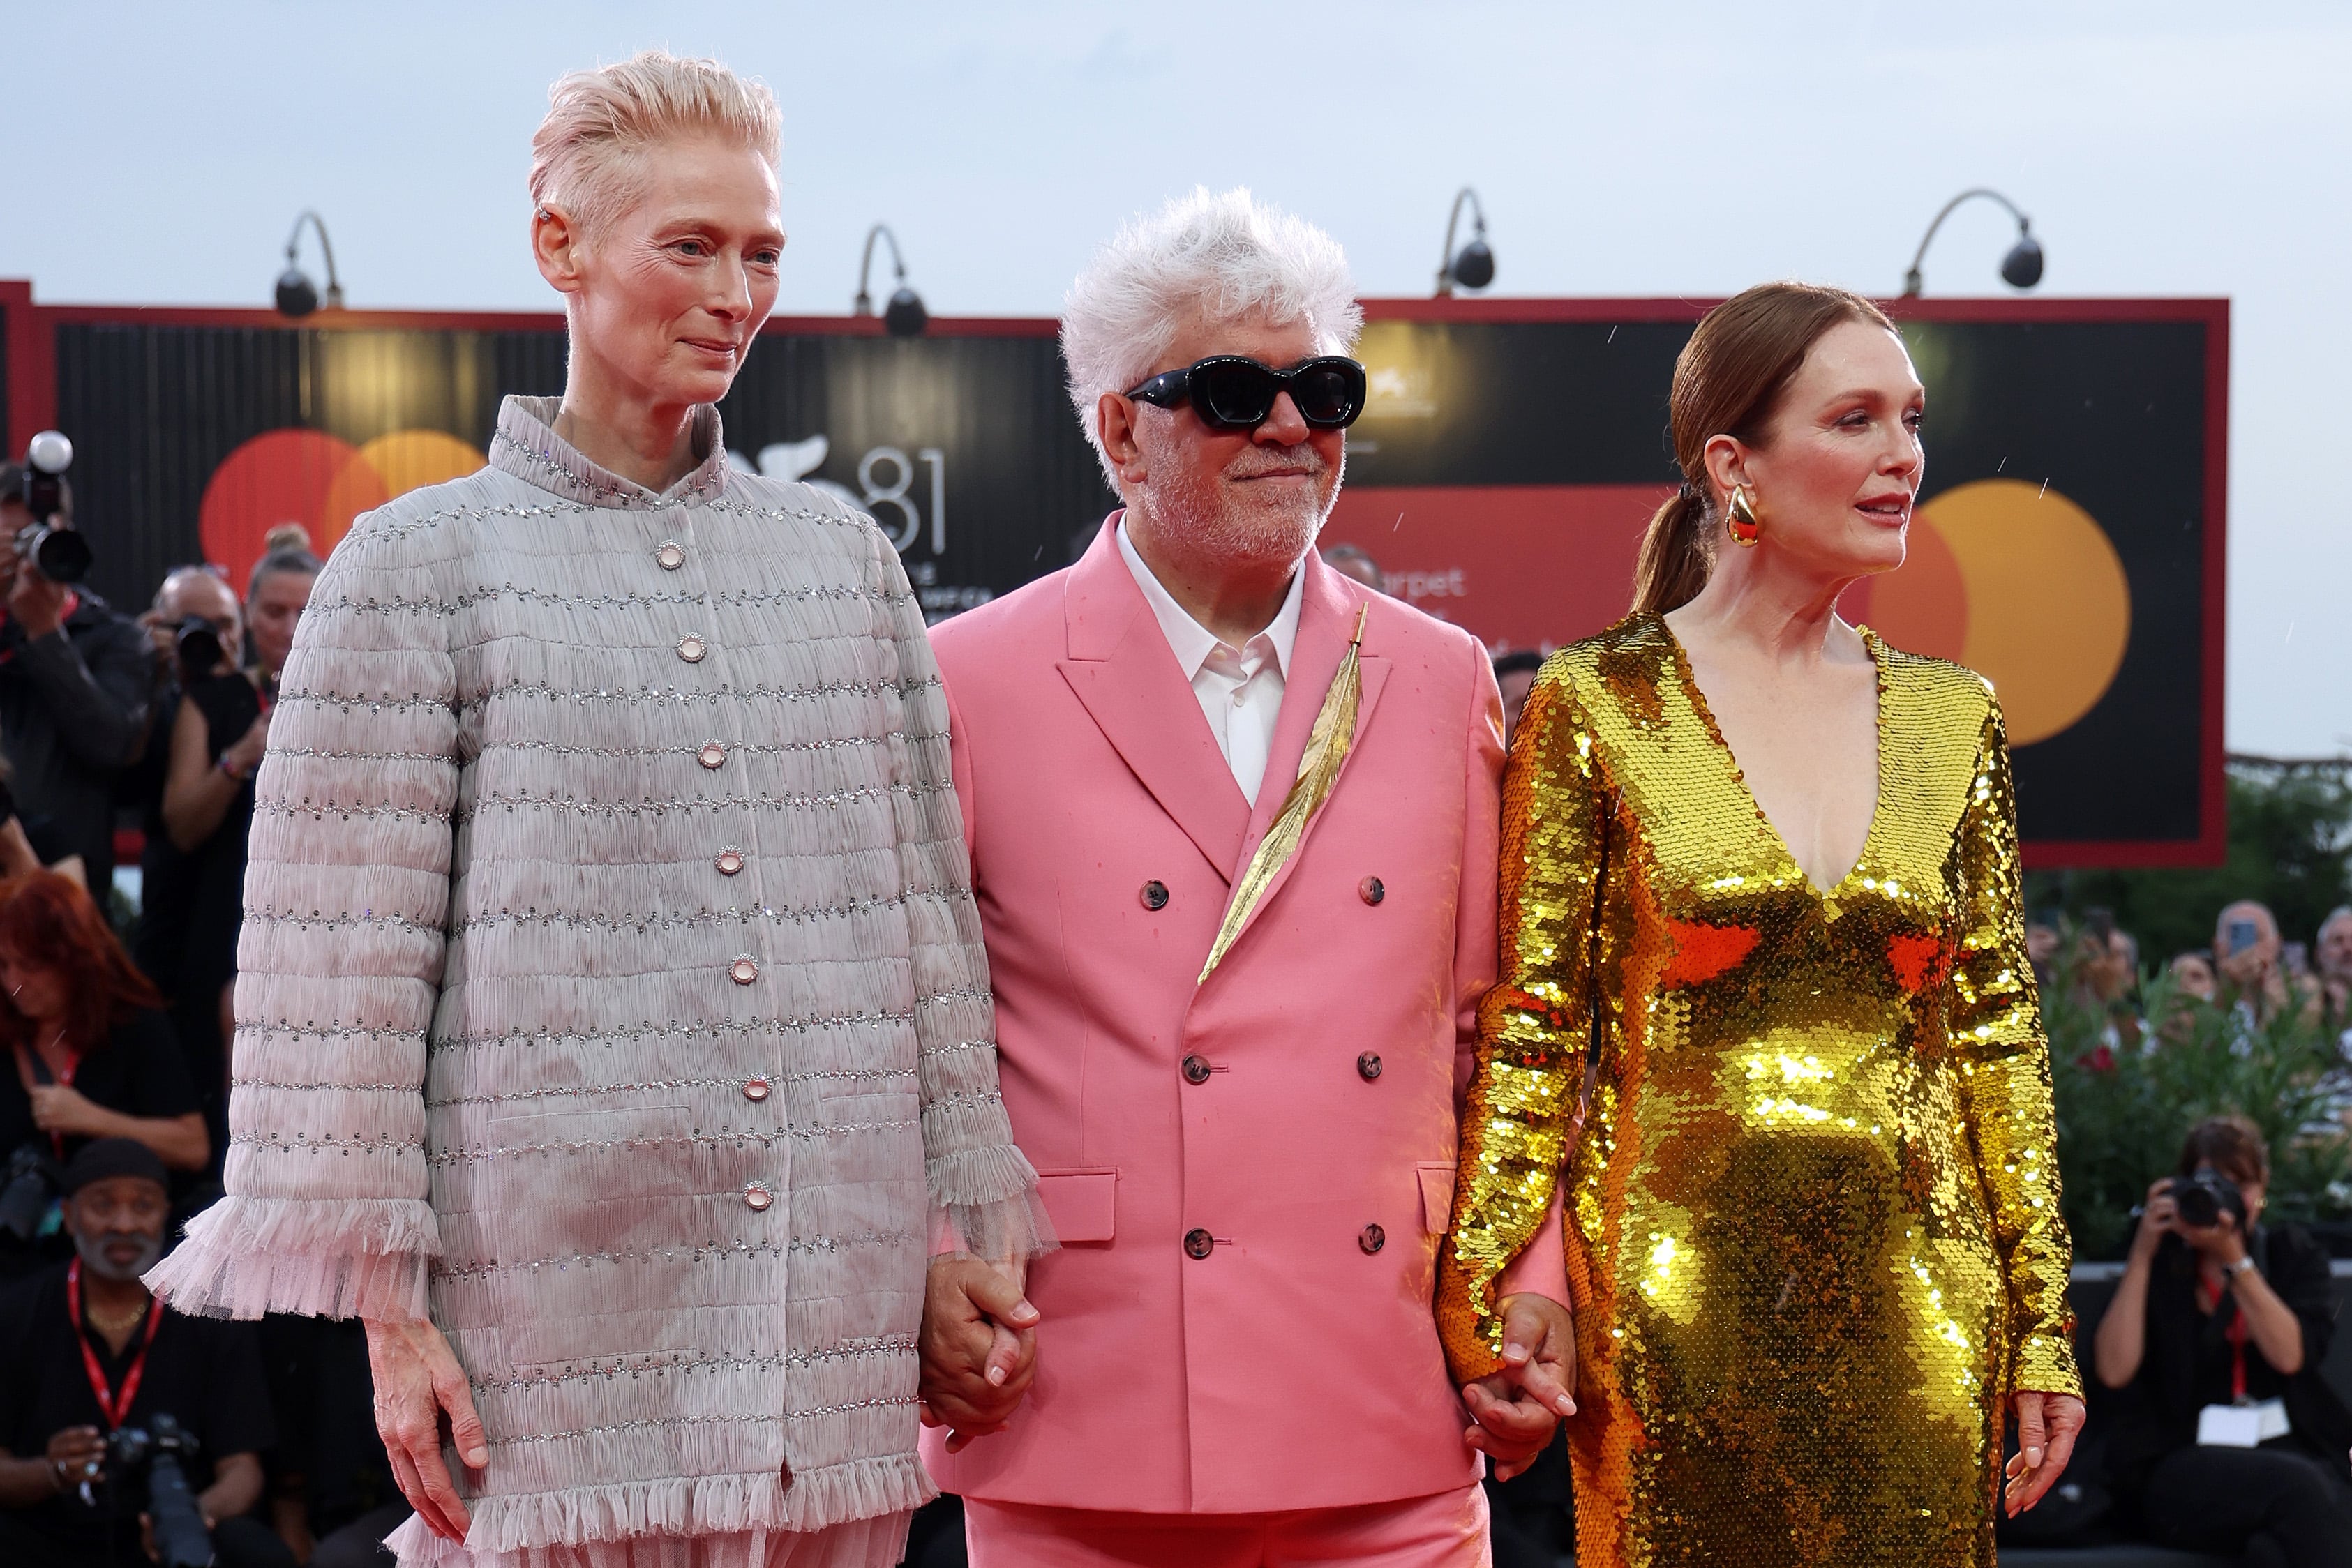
1117, 520, 1303, 806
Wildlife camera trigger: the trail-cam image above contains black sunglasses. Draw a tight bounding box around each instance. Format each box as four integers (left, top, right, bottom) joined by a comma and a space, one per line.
1123, 355, 1368, 432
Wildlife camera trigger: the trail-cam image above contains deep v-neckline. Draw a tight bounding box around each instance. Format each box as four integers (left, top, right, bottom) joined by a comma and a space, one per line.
1656, 615, 1890, 903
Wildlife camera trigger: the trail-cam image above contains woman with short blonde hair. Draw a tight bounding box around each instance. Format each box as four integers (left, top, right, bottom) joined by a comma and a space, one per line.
150, 50, 1048, 1568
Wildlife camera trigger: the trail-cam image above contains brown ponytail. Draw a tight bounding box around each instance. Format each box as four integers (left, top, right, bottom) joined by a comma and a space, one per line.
1630, 282, 1899, 615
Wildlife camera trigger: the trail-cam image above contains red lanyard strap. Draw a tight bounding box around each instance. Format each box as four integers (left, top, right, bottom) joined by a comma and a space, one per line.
2195, 1272, 2253, 1403
67, 1259, 162, 1429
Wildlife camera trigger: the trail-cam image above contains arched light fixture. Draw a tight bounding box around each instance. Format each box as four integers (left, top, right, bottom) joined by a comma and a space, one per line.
274, 210, 345, 318
854, 224, 928, 338
1435, 187, 1495, 297
1903, 188, 2044, 297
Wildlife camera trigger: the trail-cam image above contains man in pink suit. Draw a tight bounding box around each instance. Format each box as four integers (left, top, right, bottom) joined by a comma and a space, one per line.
919, 189, 1575, 1565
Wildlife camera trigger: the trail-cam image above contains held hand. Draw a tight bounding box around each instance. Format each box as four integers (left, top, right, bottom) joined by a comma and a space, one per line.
28, 1083, 103, 1138
364, 1316, 488, 1543
1459, 1292, 1577, 1482
2176, 1208, 2249, 1268
918, 1255, 1040, 1452
2004, 1390, 2085, 1518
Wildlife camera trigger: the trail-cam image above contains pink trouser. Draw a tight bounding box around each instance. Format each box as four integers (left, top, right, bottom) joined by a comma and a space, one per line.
963, 1486, 1490, 1568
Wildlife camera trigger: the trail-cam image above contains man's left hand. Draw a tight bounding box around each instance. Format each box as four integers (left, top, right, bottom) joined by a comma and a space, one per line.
918, 1255, 1040, 1452
1460, 1292, 1577, 1481
2005, 1389, 2086, 1517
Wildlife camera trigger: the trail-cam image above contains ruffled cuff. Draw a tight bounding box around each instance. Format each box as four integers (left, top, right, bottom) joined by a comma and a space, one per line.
927, 1144, 1056, 1262
144, 1195, 440, 1322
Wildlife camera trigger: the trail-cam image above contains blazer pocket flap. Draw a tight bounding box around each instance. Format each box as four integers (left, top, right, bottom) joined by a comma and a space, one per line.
1418, 1163, 1455, 1234
1035, 1169, 1117, 1243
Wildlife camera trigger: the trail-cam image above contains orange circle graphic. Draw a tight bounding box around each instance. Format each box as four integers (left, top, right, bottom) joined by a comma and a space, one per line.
199, 428, 486, 591
1875, 479, 2131, 746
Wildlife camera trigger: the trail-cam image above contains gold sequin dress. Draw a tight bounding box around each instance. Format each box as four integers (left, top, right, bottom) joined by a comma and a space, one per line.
1439, 614, 2078, 1567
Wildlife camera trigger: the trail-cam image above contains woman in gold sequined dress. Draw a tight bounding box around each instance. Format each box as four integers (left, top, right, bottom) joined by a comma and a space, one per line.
1438, 283, 2085, 1566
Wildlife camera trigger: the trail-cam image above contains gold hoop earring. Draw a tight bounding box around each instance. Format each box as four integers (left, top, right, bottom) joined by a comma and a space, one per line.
1726, 485, 1762, 547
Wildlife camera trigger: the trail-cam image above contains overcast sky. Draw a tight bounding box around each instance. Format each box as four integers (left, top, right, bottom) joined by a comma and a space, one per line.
4, 2, 2344, 754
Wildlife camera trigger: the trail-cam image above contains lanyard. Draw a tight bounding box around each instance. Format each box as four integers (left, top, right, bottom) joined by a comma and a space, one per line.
2194, 1272, 2254, 1402
66, 1259, 161, 1430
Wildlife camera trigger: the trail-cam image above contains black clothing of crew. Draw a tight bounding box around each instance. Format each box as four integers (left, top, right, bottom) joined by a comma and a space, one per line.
0, 589, 152, 884
0, 1009, 197, 1169
0, 1261, 276, 1564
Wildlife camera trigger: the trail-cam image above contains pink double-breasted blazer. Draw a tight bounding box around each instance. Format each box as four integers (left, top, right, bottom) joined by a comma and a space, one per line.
922, 520, 1564, 1514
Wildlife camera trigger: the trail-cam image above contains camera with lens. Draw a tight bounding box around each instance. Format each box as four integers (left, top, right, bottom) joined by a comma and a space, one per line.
106, 1412, 212, 1568
174, 617, 225, 682
9, 430, 91, 587
0, 1140, 60, 1242
2161, 1168, 2249, 1231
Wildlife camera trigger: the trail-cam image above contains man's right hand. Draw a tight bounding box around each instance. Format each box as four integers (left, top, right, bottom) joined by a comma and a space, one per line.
918, 1256, 1040, 1452
364, 1317, 488, 1543
44, 1424, 104, 1490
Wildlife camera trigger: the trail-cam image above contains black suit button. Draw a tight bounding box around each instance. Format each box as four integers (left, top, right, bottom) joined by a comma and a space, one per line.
1141, 880, 1170, 911
1357, 1052, 1383, 1081
1182, 1055, 1213, 1085
1183, 1228, 1215, 1260
1360, 876, 1386, 905
1359, 1223, 1386, 1254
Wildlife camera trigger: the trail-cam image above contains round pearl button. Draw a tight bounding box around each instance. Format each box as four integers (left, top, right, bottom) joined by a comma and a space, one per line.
698, 742, 727, 769
743, 1182, 774, 1212
715, 847, 745, 876
678, 635, 707, 664
1183, 1228, 1215, 1260
655, 541, 687, 571
729, 956, 758, 985
742, 1076, 771, 1102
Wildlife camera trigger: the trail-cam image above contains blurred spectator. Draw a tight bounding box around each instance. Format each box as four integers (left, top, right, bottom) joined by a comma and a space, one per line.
0, 872, 204, 1185
2027, 910, 2064, 990
2314, 905, 2352, 1036
2213, 900, 2305, 1030
0, 465, 150, 886
2069, 910, 2143, 1050
0, 1139, 290, 1567
241, 528, 320, 691
2092, 1115, 2352, 1564
2169, 949, 2219, 1004
1492, 649, 1545, 748
1321, 543, 1384, 591
259, 1316, 405, 1566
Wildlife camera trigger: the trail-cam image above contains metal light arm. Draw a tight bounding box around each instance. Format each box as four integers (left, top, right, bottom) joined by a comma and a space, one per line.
285, 210, 344, 309
1903, 188, 2030, 297
1436, 187, 1487, 297
855, 224, 908, 315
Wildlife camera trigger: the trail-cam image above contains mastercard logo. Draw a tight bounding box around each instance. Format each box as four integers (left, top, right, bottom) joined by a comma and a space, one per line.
198, 428, 487, 589
1847, 478, 2132, 746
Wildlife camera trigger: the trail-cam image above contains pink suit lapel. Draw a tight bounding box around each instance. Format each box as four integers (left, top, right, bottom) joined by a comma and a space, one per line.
1056, 518, 1253, 883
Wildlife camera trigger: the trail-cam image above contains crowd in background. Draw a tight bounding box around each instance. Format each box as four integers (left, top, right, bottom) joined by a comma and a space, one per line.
0, 472, 400, 1568
0, 518, 2340, 1565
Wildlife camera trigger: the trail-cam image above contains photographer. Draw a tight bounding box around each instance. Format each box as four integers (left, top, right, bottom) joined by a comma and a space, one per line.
0, 1139, 287, 1566
2092, 1115, 2352, 1564
0, 460, 151, 887
0, 871, 204, 1179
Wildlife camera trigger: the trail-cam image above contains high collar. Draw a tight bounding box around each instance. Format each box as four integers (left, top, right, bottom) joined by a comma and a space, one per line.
1114, 518, 1303, 682
488, 395, 731, 509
